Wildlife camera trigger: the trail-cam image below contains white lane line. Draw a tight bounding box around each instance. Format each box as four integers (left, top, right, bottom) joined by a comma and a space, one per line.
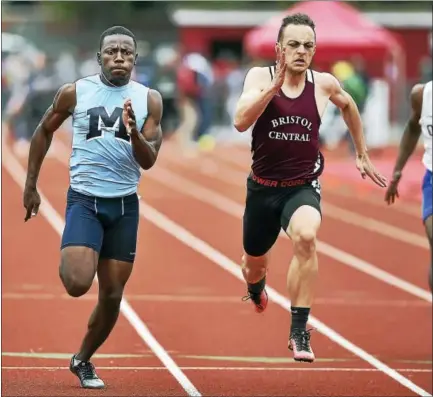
2, 366, 432, 373
2, 146, 201, 397
136, 201, 432, 396
46, 140, 432, 396
165, 151, 428, 250
147, 166, 432, 303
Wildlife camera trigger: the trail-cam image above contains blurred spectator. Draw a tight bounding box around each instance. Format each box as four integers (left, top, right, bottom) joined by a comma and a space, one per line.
174, 51, 215, 154
2, 33, 46, 156
332, 60, 369, 155
152, 45, 179, 135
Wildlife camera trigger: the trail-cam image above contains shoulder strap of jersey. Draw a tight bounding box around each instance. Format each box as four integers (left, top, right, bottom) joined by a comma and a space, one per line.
269, 65, 274, 80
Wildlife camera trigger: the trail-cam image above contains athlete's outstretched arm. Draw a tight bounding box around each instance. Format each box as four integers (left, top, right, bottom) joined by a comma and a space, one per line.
24, 83, 76, 221
390, 84, 424, 179
124, 89, 163, 170
385, 84, 424, 204
324, 73, 367, 156
25, 83, 76, 189
323, 73, 387, 187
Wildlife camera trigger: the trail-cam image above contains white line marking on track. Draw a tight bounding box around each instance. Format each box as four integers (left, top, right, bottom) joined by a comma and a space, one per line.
2, 146, 202, 397
136, 201, 432, 397
37, 140, 432, 396
166, 152, 428, 249
2, 366, 432, 373
147, 166, 432, 303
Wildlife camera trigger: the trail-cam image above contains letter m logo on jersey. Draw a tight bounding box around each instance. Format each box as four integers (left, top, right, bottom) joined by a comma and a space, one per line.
86, 106, 129, 141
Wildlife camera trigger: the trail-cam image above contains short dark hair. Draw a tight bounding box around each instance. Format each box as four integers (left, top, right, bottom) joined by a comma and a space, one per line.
99, 25, 136, 50
277, 13, 316, 42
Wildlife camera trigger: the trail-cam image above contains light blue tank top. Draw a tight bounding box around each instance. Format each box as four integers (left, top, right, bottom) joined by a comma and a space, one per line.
69, 74, 149, 198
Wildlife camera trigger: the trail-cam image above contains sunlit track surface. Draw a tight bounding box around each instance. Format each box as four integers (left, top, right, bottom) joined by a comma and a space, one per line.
2, 135, 432, 397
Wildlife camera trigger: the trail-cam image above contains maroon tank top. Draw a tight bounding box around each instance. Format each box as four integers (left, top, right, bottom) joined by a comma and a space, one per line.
250, 67, 324, 181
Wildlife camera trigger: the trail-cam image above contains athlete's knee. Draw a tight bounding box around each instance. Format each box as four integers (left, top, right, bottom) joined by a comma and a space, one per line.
292, 228, 317, 258
242, 252, 268, 283
98, 281, 125, 307
96, 258, 132, 307
60, 270, 93, 297
60, 247, 97, 297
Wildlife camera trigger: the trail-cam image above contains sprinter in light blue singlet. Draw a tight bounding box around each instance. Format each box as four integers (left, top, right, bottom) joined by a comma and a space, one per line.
23, 26, 164, 389
69, 73, 149, 198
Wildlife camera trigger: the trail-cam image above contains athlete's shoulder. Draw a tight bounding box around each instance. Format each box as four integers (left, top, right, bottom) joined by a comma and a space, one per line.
410, 83, 426, 111
311, 71, 340, 92
410, 82, 425, 96
52, 82, 76, 113
75, 74, 100, 87
243, 66, 272, 90
245, 66, 272, 79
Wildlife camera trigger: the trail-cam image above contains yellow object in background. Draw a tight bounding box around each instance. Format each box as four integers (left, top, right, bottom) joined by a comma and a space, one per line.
331, 61, 355, 82
198, 134, 216, 152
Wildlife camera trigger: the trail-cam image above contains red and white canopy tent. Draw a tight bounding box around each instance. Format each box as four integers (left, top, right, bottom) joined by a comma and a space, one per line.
244, 1, 402, 61
243, 0, 406, 120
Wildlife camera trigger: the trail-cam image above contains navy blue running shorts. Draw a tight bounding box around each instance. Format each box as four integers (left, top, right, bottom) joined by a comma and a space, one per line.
422, 169, 433, 223
61, 187, 139, 263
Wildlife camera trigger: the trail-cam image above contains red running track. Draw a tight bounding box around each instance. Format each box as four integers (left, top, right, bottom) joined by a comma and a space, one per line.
2, 136, 432, 397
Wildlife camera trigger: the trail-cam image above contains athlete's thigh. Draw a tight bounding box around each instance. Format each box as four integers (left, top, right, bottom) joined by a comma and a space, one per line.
281, 182, 322, 237
100, 194, 139, 263
243, 185, 281, 257
97, 258, 134, 298
60, 187, 103, 283
61, 187, 104, 254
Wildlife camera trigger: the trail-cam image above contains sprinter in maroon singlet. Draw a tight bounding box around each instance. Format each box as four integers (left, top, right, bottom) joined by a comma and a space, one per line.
251, 67, 323, 182
234, 13, 387, 363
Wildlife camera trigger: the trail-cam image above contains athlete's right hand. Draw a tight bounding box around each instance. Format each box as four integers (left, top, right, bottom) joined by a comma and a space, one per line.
384, 172, 401, 205
271, 45, 287, 91
23, 186, 41, 222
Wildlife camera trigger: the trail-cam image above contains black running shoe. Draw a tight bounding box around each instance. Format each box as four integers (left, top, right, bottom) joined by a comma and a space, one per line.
69, 354, 105, 389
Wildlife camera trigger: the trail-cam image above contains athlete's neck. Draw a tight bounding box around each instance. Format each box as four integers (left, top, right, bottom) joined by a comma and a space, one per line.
99, 72, 129, 88
285, 70, 307, 87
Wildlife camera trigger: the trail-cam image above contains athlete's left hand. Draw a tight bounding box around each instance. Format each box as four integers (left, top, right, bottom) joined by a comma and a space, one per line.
122, 99, 138, 136
355, 152, 387, 188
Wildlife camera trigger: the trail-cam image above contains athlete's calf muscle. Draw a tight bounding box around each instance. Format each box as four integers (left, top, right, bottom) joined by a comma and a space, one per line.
242, 253, 268, 284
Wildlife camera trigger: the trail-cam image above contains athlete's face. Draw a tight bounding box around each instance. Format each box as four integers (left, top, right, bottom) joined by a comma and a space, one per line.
276, 24, 316, 75
99, 34, 137, 86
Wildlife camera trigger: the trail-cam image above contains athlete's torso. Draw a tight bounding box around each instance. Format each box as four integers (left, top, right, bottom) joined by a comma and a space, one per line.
70, 74, 149, 198
420, 80, 432, 172
250, 67, 323, 181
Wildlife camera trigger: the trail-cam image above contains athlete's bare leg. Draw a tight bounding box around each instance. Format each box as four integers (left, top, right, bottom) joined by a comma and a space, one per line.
241, 254, 269, 313
285, 205, 321, 362
286, 205, 321, 308
63, 253, 133, 389
242, 253, 268, 284
75, 258, 133, 362
60, 246, 98, 297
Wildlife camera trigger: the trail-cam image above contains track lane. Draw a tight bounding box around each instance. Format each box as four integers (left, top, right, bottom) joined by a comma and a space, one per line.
2, 167, 185, 397
159, 154, 430, 289
6, 138, 431, 396
22, 147, 423, 396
